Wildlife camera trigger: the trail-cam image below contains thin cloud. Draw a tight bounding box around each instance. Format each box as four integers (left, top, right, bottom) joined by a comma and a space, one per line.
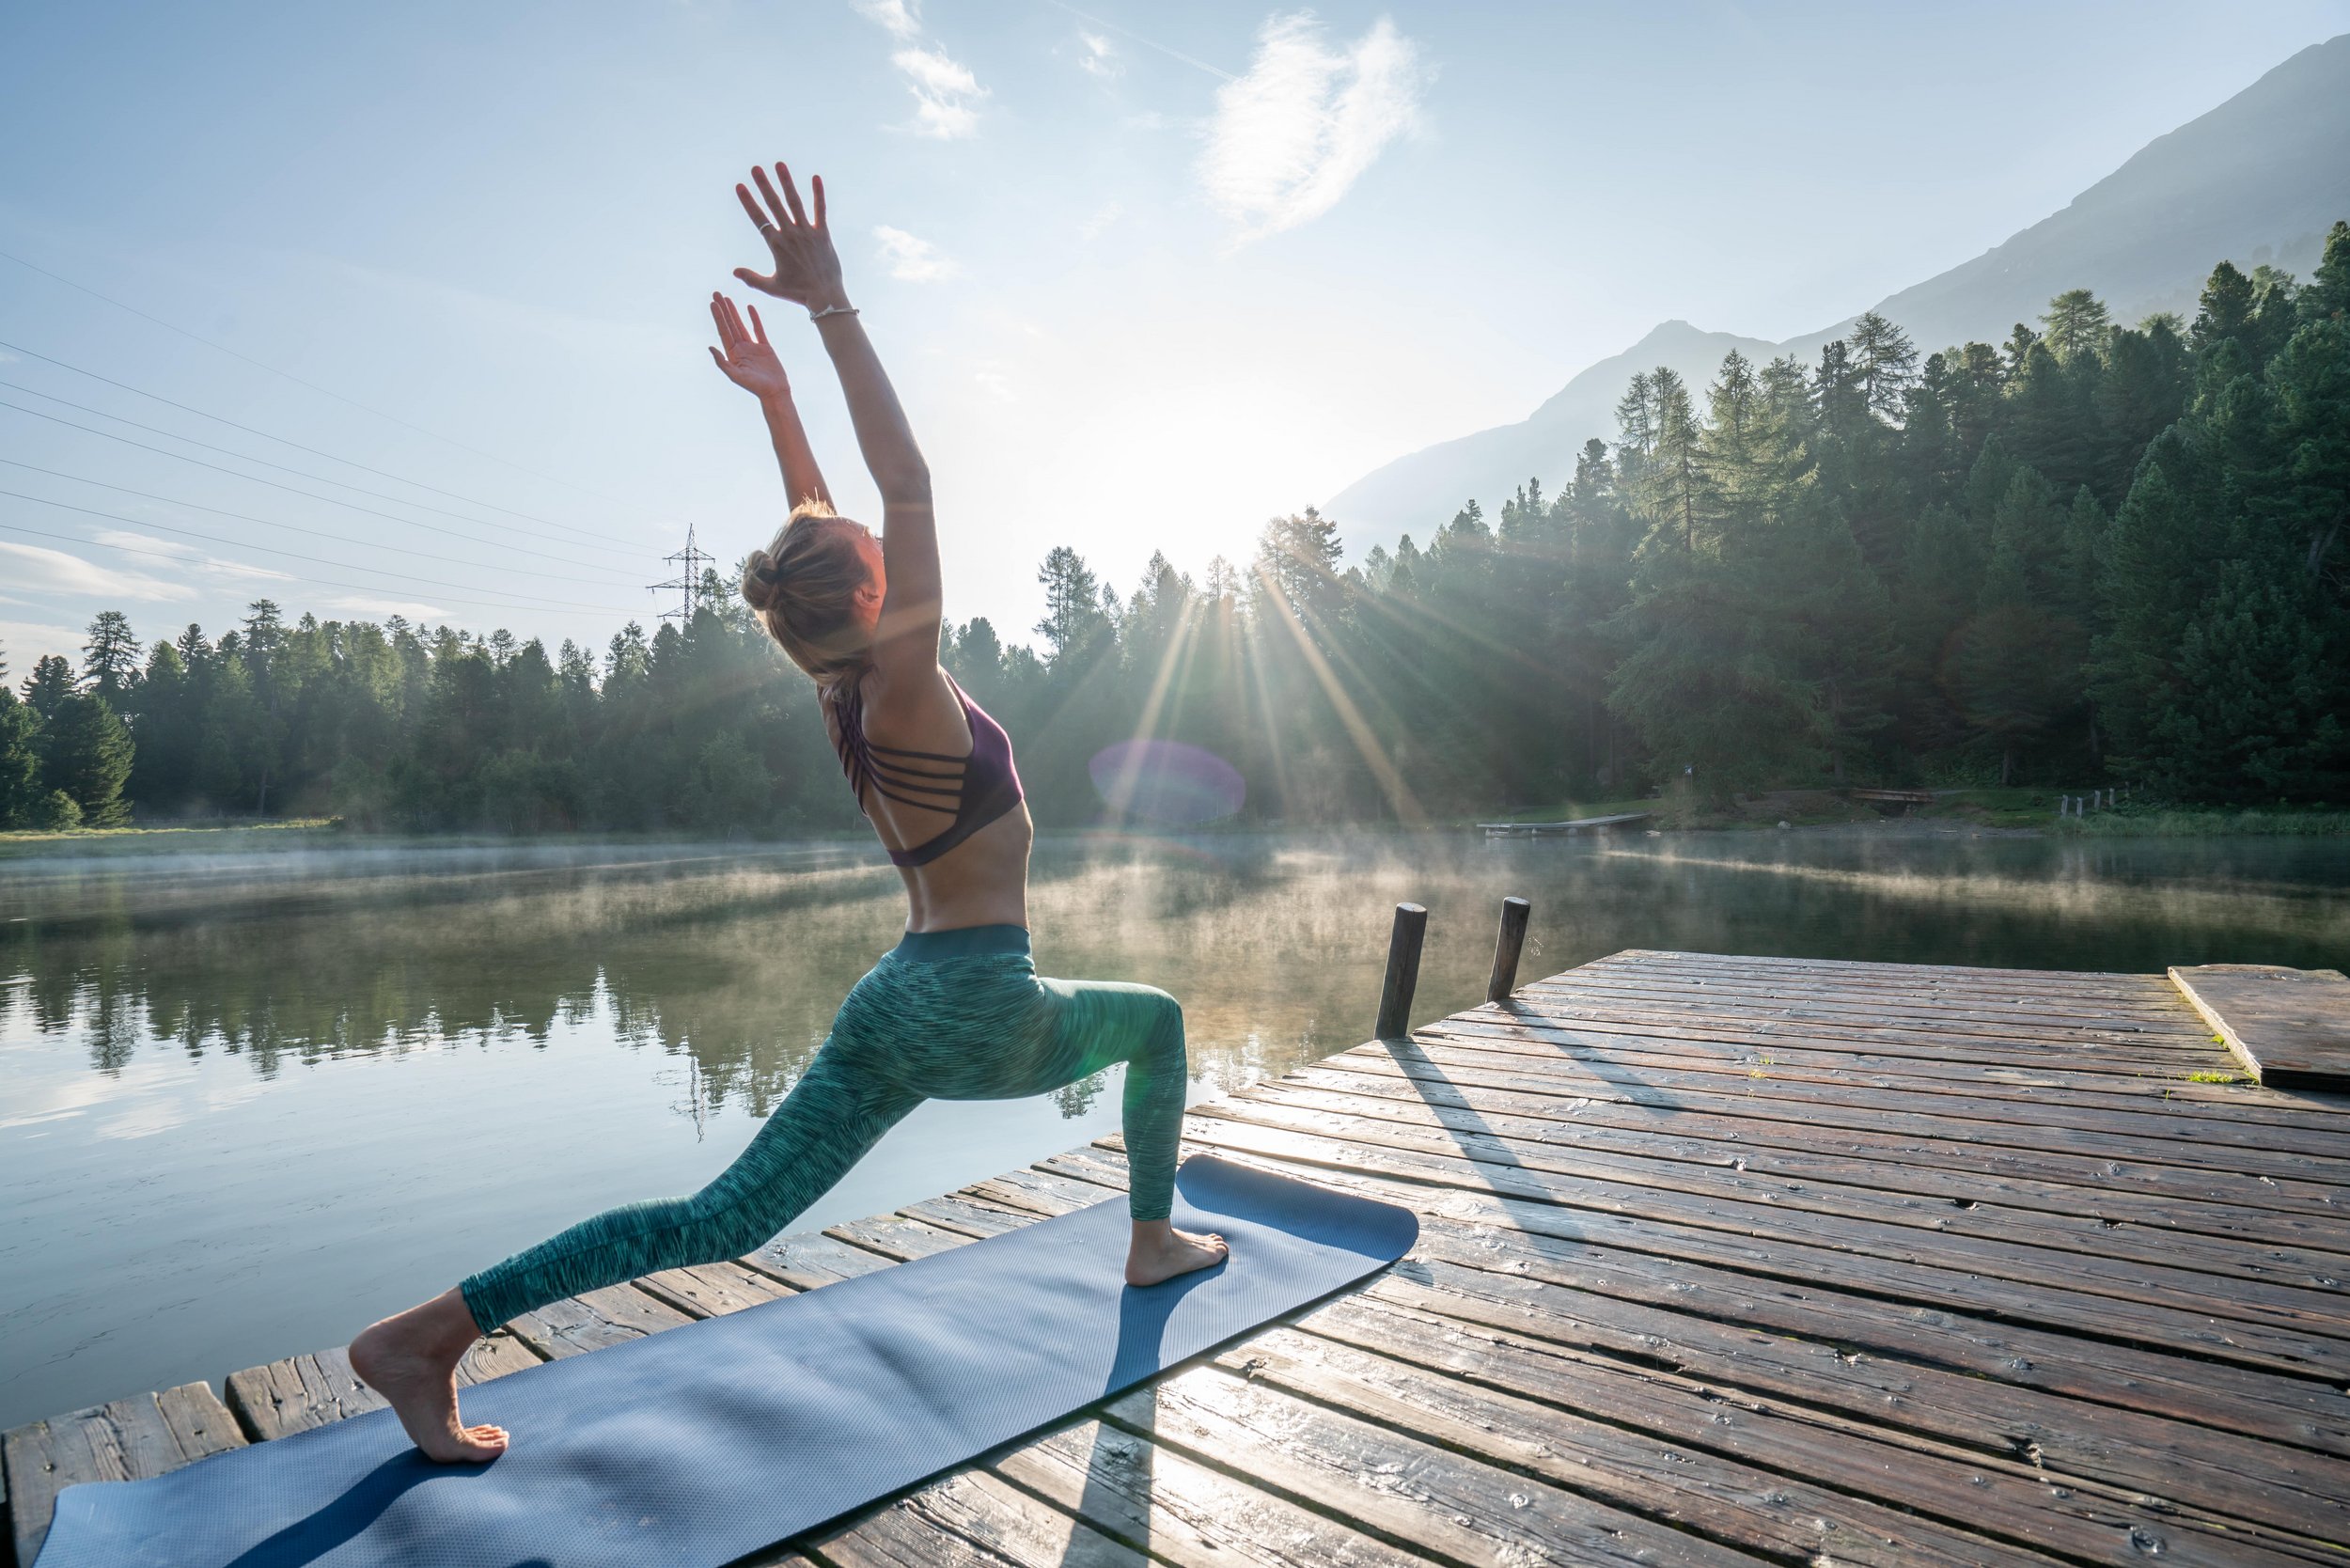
893, 46, 987, 139
0, 618, 85, 676
853, 0, 920, 41
0, 540, 196, 602
874, 225, 963, 282
91, 529, 292, 583
1077, 30, 1121, 80
1198, 13, 1426, 245
854, 1, 987, 140
322, 594, 450, 620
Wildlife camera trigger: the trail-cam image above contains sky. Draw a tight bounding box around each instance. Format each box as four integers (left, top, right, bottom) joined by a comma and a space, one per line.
4, 0, 2349, 681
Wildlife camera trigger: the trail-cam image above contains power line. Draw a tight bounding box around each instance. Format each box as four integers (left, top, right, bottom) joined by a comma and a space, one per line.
0, 378, 646, 561
649, 523, 718, 622
0, 399, 646, 575
0, 516, 634, 622
0, 456, 643, 588
0, 247, 654, 518
0, 490, 635, 613
0, 337, 644, 548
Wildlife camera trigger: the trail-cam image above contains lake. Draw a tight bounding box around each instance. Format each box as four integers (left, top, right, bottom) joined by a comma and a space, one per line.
3, 825, 2345, 1432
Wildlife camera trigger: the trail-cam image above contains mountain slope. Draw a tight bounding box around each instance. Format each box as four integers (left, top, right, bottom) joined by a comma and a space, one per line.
1326, 33, 2350, 550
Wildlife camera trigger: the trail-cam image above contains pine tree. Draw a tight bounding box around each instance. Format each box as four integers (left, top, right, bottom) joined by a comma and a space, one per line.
0, 686, 41, 828
40, 694, 134, 825
1848, 311, 1919, 420
82, 612, 140, 700
21, 654, 75, 718
2041, 290, 2111, 362
1034, 546, 1107, 664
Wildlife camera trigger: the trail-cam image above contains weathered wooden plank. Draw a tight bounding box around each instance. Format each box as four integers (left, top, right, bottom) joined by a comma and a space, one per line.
1361, 1035, 2350, 1188
962, 1164, 1120, 1217
2173, 964, 2350, 1091
805, 1466, 1150, 1567
1404, 1027, 2350, 1167
1597, 947, 2194, 996
1555, 960, 2204, 1014
1588, 954, 2170, 1010
1217, 1080, 2350, 1288
1242, 1311, 2310, 1568
506, 1283, 695, 1361
1496, 997, 2230, 1074
225, 1333, 540, 1442
1523, 980, 2214, 1043
744, 1227, 900, 1291
1279, 1061, 2350, 1254
986, 1415, 1436, 1568
826, 1211, 985, 1263
4, 1384, 251, 1568
1308, 1047, 2350, 1222
901, 1191, 1045, 1238
1172, 1105, 2350, 1362
634, 1259, 798, 1319
1114, 1365, 1769, 1566
1440, 1010, 2337, 1125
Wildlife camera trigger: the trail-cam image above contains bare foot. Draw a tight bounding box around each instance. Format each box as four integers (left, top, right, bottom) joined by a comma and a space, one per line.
349, 1288, 509, 1463
1125, 1221, 1230, 1287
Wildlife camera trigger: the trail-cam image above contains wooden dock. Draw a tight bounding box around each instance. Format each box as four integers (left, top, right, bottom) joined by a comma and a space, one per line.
9, 946, 2350, 1566
1478, 811, 1651, 837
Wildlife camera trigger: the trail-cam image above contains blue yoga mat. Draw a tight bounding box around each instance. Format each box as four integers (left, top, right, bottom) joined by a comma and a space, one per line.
36, 1155, 1416, 1568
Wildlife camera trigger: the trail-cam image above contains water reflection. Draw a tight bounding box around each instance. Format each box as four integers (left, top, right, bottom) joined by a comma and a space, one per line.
1, 827, 2344, 1432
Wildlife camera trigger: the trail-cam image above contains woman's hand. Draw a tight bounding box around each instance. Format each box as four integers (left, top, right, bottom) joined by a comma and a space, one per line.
733, 163, 850, 314
707, 293, 791, 401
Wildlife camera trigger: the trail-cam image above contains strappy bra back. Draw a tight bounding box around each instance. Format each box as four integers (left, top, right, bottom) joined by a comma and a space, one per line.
829, 670, 1026, 868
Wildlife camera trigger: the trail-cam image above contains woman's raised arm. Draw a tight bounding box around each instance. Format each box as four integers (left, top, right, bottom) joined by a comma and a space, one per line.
732, 163, 940, 676
707, 292, 832, 511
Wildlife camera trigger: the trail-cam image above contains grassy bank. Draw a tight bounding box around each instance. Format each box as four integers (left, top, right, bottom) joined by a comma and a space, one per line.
2054, 807, 2350, 837
0, 818, 345, 859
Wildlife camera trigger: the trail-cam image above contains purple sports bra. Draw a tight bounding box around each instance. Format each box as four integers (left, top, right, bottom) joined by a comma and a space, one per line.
828, 670, 1026, 868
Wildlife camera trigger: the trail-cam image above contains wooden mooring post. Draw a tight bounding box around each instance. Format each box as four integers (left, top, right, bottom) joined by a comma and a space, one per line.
1372, 902, 1427, 1040
1486, 895, 1530, 1003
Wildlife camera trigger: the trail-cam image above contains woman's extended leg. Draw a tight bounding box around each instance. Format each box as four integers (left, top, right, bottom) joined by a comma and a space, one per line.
912, 970, 1225, 1285
352, 1041, 918, 1461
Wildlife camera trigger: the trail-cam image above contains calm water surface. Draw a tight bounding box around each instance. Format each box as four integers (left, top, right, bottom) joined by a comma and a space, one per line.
3, 826, 2345, 1430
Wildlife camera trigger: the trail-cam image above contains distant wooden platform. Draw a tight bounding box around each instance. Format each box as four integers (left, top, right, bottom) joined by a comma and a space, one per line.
9, 948, 2350, 1566
1849, 787, 1938, 814
1478, 811, 1650, 836
2172, 963, 2350, 1091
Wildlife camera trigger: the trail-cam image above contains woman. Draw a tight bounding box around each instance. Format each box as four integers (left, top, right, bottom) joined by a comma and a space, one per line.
350, 162, 1228, 1463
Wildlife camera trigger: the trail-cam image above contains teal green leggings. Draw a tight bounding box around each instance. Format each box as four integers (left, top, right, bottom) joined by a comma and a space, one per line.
459, 926, 1186, 1332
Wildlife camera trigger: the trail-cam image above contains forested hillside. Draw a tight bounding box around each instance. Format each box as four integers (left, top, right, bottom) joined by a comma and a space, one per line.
5, 231, 2346, 833
1330, 34, 2350, 541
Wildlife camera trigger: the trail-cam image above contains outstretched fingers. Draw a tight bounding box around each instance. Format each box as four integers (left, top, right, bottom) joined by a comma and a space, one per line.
810, 174, 826, 230
735, 180, 776, 234
749, 165, 795, 231
747, 302, 770, 345
771, 162, 808, 226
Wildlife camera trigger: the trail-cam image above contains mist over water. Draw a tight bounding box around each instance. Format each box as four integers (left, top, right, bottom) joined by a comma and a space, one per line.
3, 827, 2345, 1431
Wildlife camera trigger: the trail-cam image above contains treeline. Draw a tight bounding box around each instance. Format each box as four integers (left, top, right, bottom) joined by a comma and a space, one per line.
4, 227, 2345, 833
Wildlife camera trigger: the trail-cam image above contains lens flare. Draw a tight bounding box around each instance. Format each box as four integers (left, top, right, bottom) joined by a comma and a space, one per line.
1089, 740, 1246, 824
